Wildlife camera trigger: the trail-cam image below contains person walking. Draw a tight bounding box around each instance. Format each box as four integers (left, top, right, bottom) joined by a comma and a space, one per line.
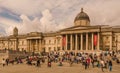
58, 59, 63, 66
100, 60, 105, 72
108, 60, 112, 71
91, 58, 95, 68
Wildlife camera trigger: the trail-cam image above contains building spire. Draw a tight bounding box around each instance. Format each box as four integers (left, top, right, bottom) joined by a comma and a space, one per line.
81, 8, 83, 12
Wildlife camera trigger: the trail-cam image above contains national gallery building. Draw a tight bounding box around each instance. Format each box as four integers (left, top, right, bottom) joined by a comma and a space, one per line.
0, 8, 120, 53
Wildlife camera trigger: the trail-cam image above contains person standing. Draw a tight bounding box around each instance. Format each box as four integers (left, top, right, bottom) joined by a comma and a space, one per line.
84, 60, 88, 69
86, 57, 90, 68
58, 58, 63, 66
36, 59, 41, 67
48, 58, 51, 67
2, 58, 6, 67
108, 60, 112, 71
6, 58, 9, 66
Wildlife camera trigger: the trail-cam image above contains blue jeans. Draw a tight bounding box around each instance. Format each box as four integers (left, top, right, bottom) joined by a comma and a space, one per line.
109, 66, 112, 71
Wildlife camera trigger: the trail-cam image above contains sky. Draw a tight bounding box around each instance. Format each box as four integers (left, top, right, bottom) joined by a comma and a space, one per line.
0, 0, 120, 36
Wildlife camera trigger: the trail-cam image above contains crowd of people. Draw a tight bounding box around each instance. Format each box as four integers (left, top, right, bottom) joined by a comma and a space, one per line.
1, 51, 120, 72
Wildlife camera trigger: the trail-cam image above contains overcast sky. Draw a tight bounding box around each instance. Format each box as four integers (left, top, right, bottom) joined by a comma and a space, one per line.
0, 0, 120, 35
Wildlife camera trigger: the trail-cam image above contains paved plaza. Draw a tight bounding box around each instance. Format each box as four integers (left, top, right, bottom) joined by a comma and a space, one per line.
0, 62, 120, 73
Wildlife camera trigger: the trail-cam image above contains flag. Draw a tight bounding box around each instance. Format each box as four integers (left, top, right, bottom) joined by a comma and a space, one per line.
94, 34, 97, 46
62, 36, 66, 47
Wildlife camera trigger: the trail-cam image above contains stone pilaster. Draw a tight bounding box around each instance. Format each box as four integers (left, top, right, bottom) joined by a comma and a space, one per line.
14, 40, 16, 50
7, 40, 9, 50
110, 35, 112, 50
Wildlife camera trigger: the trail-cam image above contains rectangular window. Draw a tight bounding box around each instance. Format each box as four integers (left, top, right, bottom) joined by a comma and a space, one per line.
49, 40, 51, 44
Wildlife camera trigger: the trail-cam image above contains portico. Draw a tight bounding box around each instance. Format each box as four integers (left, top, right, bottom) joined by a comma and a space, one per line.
62, 31, 100, 52
27, 37, 42, 52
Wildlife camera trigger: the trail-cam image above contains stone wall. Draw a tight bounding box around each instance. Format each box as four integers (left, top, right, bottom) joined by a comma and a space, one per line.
0, 52, 9, 63
0, 50, 30, 63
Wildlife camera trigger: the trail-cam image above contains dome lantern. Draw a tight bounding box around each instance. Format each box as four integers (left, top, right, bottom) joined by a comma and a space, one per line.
81, 8, 83, 12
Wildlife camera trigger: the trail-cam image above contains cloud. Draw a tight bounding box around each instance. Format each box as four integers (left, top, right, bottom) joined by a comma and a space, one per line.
83, 0, 120, 25
40, 9, 58, 32
17, 9, 63, 34
0, 0, 56, 16
0, 0, 120, 35
17, 14, 41, 34
0, 17, 20, 35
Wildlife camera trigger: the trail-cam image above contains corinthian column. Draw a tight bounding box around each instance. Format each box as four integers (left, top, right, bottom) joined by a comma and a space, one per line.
81, 34, 83, 50
75, 34, 78, 51
36, 39, 38, 52
39, 40, 41, 52
65, 34, 68, 51
86, 33, 88, 51
26, 40, 28, 52
92, 33, 94, 50
30, 40, 31, 52
70, 34, 73, 51
97, 33, 100, 50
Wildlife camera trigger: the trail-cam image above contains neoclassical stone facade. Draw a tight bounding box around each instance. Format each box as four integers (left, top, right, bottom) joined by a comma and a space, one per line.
0, 8, 120, 53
